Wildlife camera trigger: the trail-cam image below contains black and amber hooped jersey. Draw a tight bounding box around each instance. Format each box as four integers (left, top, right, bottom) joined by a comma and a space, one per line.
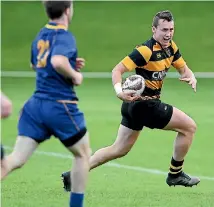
121, 37, 186, 96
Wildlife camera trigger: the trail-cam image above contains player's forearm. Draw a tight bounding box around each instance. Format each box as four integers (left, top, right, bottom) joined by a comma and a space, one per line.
178, 65, 195, 79
112, 63, 125, 95
51, 55, 77, 79
112, 68, 123, 86
112, 62, 130, 95
112, 62, 129, 85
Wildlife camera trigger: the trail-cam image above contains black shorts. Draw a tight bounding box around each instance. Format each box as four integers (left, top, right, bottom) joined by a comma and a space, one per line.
121, 99, 173, 131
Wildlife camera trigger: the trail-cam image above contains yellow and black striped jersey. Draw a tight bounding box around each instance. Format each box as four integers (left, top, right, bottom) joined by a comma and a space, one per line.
121, 37, 186, 96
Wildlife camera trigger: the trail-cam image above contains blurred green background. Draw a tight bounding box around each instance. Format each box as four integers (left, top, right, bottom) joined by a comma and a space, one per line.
1, 2, 214, 207
2, 1, 214, 72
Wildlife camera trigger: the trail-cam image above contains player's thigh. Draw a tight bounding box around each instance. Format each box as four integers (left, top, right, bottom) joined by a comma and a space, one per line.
119, 102, 142, 150
66, 132, 91, 158
113, 124, 141, 151
10, 136, 39, 164
163, 107, 197, 134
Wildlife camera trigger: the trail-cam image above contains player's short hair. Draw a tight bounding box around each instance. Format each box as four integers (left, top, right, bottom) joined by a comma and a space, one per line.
43, 1, 72, 19
152, 10, 174, 27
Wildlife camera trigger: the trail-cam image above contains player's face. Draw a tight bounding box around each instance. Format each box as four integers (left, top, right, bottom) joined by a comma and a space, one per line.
152, 19, 174, 48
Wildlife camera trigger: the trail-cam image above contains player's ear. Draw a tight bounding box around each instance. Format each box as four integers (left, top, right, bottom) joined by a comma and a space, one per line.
65, 4, 73, 19
152, 26, 156, 34
65, 7, 70, 16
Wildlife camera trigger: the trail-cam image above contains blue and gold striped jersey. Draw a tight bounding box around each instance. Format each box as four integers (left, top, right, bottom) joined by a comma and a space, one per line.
31, 22, 78, 101
121, 37, 186, 96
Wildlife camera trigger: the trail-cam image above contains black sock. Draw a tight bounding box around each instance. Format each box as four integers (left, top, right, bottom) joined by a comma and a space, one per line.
168, 157, 184, 178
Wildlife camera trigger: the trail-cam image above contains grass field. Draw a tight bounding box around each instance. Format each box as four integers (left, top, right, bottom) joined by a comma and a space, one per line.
2, 1, 214, 72
1, 77, 214, 207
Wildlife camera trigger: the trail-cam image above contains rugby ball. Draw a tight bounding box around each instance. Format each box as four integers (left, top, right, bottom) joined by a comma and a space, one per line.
122, 74, 145, 96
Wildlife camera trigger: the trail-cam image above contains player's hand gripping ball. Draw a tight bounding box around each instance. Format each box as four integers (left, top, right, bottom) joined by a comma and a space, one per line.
122, 75, 145, 96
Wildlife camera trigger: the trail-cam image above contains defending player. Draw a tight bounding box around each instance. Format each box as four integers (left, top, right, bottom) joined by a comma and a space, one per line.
1, 1, 91, 207
61, 10, 200, 191
1, 92, 13, 179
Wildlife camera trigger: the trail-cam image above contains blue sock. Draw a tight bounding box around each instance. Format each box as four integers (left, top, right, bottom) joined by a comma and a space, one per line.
70, 192, 84, 207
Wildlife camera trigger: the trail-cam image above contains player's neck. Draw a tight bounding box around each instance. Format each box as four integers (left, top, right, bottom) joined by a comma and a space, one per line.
152, 35, 168, 49
49, 19, 68, 29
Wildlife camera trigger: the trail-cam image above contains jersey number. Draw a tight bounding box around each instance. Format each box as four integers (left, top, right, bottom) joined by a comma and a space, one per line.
37, 40, 50, 68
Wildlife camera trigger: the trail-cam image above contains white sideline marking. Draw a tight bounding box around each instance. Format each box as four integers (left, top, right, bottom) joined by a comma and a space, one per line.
4, 146, 214, 181
1, 71, 214, 78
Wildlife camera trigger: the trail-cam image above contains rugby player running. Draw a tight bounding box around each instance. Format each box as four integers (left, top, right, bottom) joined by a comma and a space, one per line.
61, 10, 200, 191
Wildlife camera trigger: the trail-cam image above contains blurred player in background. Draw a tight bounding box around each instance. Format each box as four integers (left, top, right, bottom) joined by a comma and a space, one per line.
61, 10, 200, 191
0, 92, 12, 119
1, 92, 13, 178
1, 1, 91, 207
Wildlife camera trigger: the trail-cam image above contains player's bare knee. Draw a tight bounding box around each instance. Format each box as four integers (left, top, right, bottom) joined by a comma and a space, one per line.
15, 158, 27, 169
88, 147, 92, 158
73, 146, 91, 160
116, 150, 129, 158
15, 162, 25, 169
186, 119, 197, 134
190, 120, 197, 134
111, 143, 130, 158
182, 119, 197, 137
83, 147, 91, 160
9, 154, 26, 169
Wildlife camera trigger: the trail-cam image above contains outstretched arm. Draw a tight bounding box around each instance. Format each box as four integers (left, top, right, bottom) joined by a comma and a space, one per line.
177, 64, 197, 92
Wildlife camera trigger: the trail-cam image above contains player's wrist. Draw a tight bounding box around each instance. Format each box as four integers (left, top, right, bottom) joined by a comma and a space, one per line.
114, 82, 123, 95
191, 73, 196, 80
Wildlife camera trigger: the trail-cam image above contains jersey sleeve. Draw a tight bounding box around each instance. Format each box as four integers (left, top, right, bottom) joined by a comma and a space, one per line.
121, 45, 152, 71
171, 40, 186, 69
52, 33, 76, 58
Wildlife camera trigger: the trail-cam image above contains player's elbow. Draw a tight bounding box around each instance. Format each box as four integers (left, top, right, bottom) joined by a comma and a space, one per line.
112, 63, 120, 73
112, 62, 128, 75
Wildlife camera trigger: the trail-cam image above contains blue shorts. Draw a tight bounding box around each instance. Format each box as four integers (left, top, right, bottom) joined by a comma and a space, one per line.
18, 96, 87, 146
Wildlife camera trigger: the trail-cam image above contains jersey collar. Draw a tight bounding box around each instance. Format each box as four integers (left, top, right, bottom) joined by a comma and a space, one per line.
45, 22, 67, 30
151, 37, 172, 50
